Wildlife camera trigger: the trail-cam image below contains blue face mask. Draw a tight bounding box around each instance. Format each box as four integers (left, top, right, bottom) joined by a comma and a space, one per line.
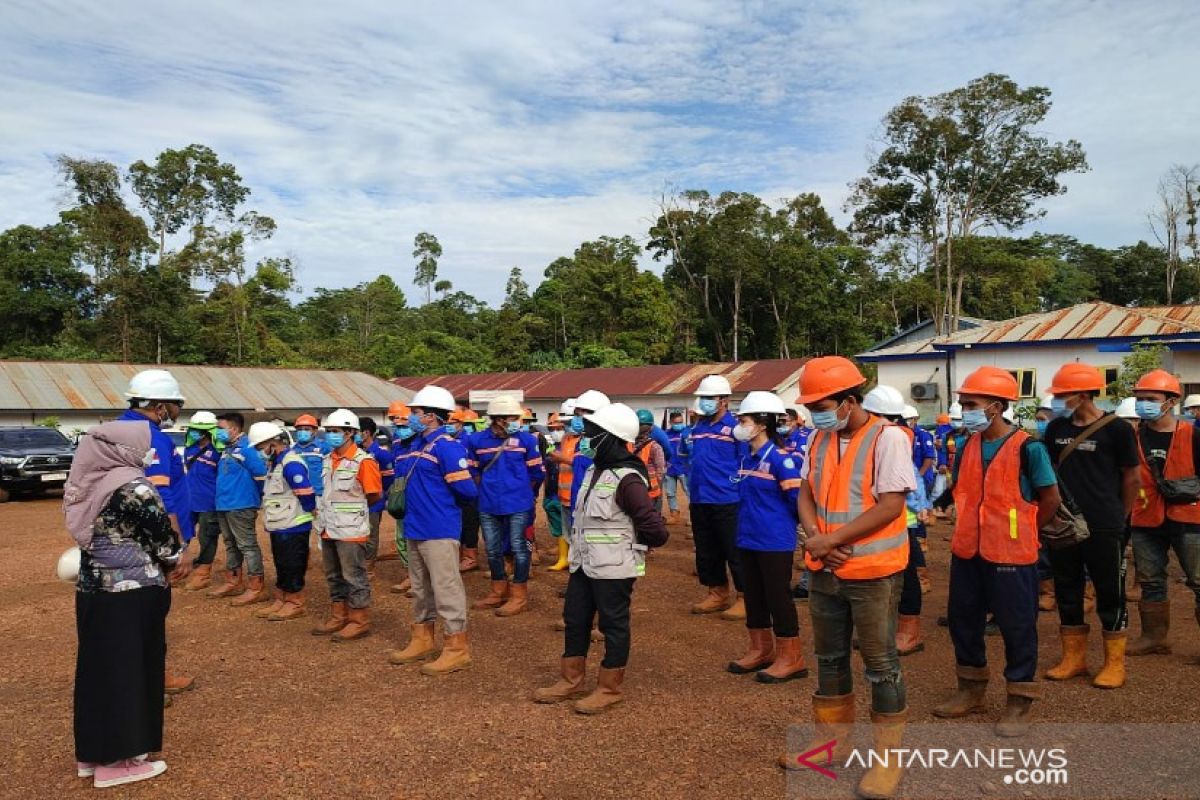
408, 413, 427, 434
325, 431, 346, 448
776, 425, 792, 436
214, 428, 231, 445
570, 416, 585, 435
295, 429, 312, 444
1050, 396, 1069, 418
521, 424, 530, 433
395, 426, 414, 440
1035, 420, 1049, 438
671, 423, 685, 432
962, 408, 992, 434
810, 401, 847, 432
505, 421, 521, 435
354, 433, 363, 445
698, 398, 718, 416
1135, 399, 1166, 421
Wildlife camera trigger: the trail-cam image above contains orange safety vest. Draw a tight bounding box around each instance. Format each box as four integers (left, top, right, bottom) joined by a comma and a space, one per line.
951, 430, 1039, 565
557, 434, 579, 507
634, 440, 662, 499
804, 415, 909, 579
1132, 419, 1200, 527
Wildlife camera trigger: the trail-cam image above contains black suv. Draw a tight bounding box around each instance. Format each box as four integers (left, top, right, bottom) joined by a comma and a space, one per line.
0, 426, 76, 502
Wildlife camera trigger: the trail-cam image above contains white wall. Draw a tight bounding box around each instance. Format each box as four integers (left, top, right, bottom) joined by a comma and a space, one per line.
871, 359, 952, 423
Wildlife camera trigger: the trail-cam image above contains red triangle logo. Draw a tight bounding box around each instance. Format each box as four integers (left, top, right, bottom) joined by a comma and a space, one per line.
793, 740, 838, 780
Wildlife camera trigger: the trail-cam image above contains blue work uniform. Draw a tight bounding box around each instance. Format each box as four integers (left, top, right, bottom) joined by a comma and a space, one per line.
689, 411, 747, 505
184, 441, 219, 513
402, 430, 478, 541
569, 451, 594, 512
466, 429, 545, 515
366, 441, 395, 514
292, 438, 331, 496
117, 409, 190, 540
272, 453, 318, 535
784, 426, 813, 469
934, 423, 954, 469
667, 427, 689, 478
735, 442, 802, 551
216, 435, 268, 511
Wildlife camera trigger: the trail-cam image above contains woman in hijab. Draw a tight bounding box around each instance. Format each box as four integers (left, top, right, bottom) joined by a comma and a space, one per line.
64, 421, 181, 788
532, 403, 668, 714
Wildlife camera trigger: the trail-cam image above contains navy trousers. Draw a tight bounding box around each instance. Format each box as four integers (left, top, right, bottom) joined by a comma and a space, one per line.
948, 555, 1039, 682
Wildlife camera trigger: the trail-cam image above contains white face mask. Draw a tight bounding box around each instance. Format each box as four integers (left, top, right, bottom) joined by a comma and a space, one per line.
732, 422, 757, 442
550, 430, 564, 444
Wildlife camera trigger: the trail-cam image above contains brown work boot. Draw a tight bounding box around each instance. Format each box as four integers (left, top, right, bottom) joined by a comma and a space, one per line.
691, 585, 731, 615
574, 667, 624, 715
331, 607, 371, 642
719, 594, 746, 621
185, 564, 212, 592
390, 577, 412, 595
164, 669, 195, 695
756, 635, 808, 683
311, 601, 348, 636
421, 631, 472, 675
856, 709, 908, 799
495, 581, 529, 617
533, 656, 588, 703
1092, 630, 1127, 689
389, 622, 437, 664
474, 580, 510, 610
1044, 625, 1090, 680
255, 588, 286, 618
895, 614, 925, 656
230, 574, 270, 607
932, 664, 988, 717
458, 548, 478, 572
779, 693, 855, 770
1083, 582, 1096, 614
268, 592, 306, 621
995, 681, 1038, 738
916, 566, 931, 595
727, 628, 775, 674
1038, 578, 1056, 612
207, 569, 243, 598
1129, 600, 1172, 655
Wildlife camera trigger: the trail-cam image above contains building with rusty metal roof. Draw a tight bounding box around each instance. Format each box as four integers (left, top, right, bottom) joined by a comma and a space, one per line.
0, 361, 409, 433
859, 301, 1200, 420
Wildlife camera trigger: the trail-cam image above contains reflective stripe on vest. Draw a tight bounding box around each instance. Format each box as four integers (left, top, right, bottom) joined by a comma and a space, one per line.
570, 465, 647, 579
635, 442, 662, 498
804, 415, 909, 579
950, 431, 1039, 565
319, 449, 370, 540
558, 435, 579, 506
263, 451, 313, 532
1133, 419, 1200, 527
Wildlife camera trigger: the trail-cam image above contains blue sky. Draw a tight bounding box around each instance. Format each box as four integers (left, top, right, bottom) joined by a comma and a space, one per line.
1, 0, 1196, 306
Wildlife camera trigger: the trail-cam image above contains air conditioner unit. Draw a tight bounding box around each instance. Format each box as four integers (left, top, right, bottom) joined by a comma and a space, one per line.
910, 382, 938, 401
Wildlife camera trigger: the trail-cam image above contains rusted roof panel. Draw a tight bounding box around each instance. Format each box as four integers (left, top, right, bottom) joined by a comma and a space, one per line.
939, 302, 1199, 346
393, 359, 811, 400
0, 362, 410, 413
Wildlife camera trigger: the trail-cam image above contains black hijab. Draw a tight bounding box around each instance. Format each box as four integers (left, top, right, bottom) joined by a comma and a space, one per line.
584, 419, 648, 481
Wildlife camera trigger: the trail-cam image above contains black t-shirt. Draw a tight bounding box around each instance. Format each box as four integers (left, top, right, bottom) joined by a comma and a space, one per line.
1044, 413, 1139, 532
1136, 422, 1200, 475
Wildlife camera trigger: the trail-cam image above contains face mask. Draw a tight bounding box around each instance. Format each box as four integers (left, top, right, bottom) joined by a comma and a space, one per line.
570, 416, 585, 435
1035, 420, 1049, 438
962, 408, 992, 434
521, 424, 530, 433
505, 421, 521, 435
408, 413, 427, 434
257, 445, 272, 460
671, 423, 685, 432
392, 426, 412, 440
578, 436, 593, 457
811, 401, 848, 432
295, 429, 312, 444
185, 430, 200, 446
698, 398, 718, 416
326, 431, 346, 448
215, 428, 231, 445
353, 433, 363, 445
776, 425, 791, 436
1050, 396, 1070, 418
550, 430, 564, 444
1135, 400, 1166, 421
732, 423, 756, 442
156, 405, 177, 429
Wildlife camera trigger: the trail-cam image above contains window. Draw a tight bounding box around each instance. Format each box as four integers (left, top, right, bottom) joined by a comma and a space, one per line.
1006, 369, 1037, 399
1099, 366, 1119, 397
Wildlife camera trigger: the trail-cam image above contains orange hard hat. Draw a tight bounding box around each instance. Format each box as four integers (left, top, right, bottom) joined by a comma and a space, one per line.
448, 410, 467, 422
295, 414, 319, 427
1134, 368, 1182, 397
795, 356, 867, 404
523, 407, 535, 421
957, 366, 1019, 401
387, 400, 410, 418
936, 413, 950, 424
1047, 362, 1105, 395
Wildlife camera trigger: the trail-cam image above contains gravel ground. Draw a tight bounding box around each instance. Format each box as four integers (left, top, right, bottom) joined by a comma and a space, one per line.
3, 494, 1199, 799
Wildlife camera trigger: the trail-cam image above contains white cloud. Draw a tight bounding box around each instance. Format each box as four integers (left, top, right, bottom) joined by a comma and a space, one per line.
1, 0, 1196, 305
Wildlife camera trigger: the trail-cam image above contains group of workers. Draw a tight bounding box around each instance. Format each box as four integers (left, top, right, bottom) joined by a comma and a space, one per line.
64, 359, 1200, 796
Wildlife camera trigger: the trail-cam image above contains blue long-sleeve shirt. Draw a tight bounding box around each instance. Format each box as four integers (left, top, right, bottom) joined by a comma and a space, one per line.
912, 425, 937, 472
467, 429, 545, 515
216, 434, 268, 511
117, 409, 189, 539
666, 428, 689, 477
291, 438, 331, 496
689, 411, 747, 504
403, 429, 478, 540
366, 441, 395, 514
184, 442, 219, 513
735, 441, 802, 551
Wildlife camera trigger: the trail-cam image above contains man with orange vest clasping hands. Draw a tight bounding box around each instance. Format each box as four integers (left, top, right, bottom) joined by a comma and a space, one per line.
931, 367, 1061, 737
779, 356, 914, 800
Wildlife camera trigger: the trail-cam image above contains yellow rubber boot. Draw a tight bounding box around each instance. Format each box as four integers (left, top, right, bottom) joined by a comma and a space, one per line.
856, 709, 908, 799
548, 537, 570, 571
1092, 630, 1127, 689
779, 693, 855, 770
1044, 625, 1090, 680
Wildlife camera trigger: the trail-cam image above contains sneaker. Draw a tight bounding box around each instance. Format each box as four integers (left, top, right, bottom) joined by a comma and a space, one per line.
93, 757, 167, 788
76, 762, 98, 778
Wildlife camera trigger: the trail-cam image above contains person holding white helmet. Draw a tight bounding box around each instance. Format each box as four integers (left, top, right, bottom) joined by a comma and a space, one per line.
724, 391, 808, 683
688, 374, 749, 618
533, 403, 668, 714
311, 408, 382, 642
248, 421, 317, 622
467, 395, 545, 617
182, 411, 222, 592
209, 412, 270, 607
387, 386, 479, 675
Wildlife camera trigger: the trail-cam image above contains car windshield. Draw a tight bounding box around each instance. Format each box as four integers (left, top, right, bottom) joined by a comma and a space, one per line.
0, 428, 71, 448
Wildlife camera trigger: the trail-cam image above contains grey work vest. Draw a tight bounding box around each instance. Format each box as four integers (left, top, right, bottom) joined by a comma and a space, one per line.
318, 449, 371, 540
570, 465, 648, 580
262, 451, 313, 532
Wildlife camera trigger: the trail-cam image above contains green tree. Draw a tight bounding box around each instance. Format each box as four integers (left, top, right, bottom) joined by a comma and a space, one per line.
412, 231, 442, 305
0, 223, 91, 352
1111, 341, 1169, 398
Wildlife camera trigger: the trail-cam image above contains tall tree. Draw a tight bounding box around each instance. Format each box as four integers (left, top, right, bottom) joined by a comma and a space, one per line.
1147, 164, 1200, 303
412, 231, 442, 305
0, 223, 91, 352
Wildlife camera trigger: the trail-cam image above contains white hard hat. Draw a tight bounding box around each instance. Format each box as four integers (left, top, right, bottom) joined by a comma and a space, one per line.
322, 408, 360, 429
560, 398, 577, 416
901, 404, 920, 421
1115, 397, 1138, 419
188, 410, 218, 428
948, 402, 963, 422
586, 402, 640, 443
1038, 395, 1055, 411
487, 396, 524, 417
695, 374, 733, 396
125, 369, 185, 402
574, 389, 610, 412
247, 421, 286, 447
862, 385, 905, 417
738, 391, 786, 416
1184, 394, 1200, 409
409, 385, 456, 413
57, 546, 81, 582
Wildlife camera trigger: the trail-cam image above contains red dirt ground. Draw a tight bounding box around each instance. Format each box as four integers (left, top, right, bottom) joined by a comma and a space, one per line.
2, 495, 1199, 799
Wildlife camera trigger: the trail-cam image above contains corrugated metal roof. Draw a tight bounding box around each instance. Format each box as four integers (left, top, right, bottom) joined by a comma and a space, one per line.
393, 359, 810, 400
0, 361, 410, 413
937, 302, 1200, 347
